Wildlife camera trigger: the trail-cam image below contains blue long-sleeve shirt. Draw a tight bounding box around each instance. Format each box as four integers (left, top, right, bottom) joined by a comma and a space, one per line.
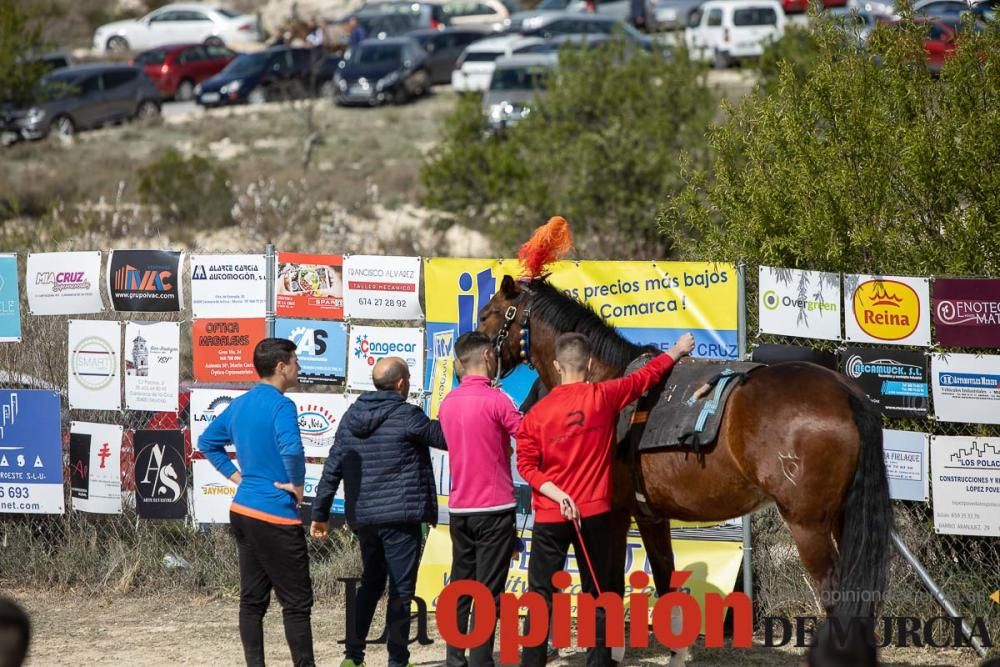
198, 383, 305, 524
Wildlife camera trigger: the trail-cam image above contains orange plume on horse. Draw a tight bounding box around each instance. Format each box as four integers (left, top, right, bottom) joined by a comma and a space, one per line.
517, 215, 574, 279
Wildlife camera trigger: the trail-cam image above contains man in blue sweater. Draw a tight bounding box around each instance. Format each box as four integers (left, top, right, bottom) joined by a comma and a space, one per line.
199, 337, 314, 667
311, 356, 446, 667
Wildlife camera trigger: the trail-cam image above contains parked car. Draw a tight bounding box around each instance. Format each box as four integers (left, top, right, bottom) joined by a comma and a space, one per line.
451, 33, 549, 91
333, 37, 432, 105
1, 64, 160, 142
443, 0, 518, 29
130, 43, 235, 101
514, 32, 613, 51
515, 13, 654, 50
912, 0, 969, 17
482, 53, 557, 132
93, 3, 263, 54
685, 0, 786, 67
407, 27, 492, 83
194, 47, 321, 106
873, 16, 967, 73
340, 0, 450, 41
654, 0, 706, 30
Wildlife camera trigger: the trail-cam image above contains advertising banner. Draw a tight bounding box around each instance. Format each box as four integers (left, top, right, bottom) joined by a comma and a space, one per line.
343, 255, 423, 320
930, 353, 1000, 425
0, 255, 21, 342
192, 318, 266, 383
190, 388, 248, 453
758, 266, 841, 340
124, 321, 180, 412
840, 347, 928, 418
190, 254, 267, 319
69, 422, 123, 514
427, 330, 455, 419
275, 318, 348, 384
415, 526, 743, 627
133, 429, 188, 519
107, 249, 183, 312
931, 436, 1000, 537
883, 430, 929, 502
932, 278, 1000, 348
68, 320, 121, 411
346, 326, 424, 394
300, 461, 345, 524
0, 390, 64, 514
844, 274, 930, 346
192, 458, 237, 524
276, 252, 344, 319
287, 392, 357, 458
26, 251, 103, 315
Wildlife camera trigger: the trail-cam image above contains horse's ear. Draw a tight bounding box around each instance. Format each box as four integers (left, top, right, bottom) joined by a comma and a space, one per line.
500, 274, 519, 299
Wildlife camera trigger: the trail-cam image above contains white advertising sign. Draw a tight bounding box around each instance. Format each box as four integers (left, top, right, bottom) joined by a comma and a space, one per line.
192, 458, 238, 524
190, 254, 267, 319
883, 430, 929, 502
190, 388, 248, 454
304, 461, 345, 516
124, 322, 180, 412
287, 392, 357, 458
844, 274, 931, 346
26, 251, 104, 315
343, 255, 423, 320
68, 320, 121, 410
931, 436, 1000, 537
346, 326, 425, 394
70, 422, 123, 514
758, 266, 841, 340
931, 353, 1000, 425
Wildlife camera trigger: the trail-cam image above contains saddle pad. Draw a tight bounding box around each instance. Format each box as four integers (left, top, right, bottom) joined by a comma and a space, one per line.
634, 359, 761, 453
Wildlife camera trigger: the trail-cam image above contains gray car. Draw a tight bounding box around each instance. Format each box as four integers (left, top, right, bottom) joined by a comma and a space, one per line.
653, 0, 705, 30
482, 52, 558, 132
1, 64, 161, 142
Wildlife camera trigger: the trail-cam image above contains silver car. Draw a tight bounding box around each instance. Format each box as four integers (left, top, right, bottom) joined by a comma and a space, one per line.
653, 0, 705, 30
482, 53, 558, 132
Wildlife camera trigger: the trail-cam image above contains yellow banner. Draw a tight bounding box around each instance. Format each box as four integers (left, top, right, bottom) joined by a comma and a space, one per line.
428, 330, 455, 419
415, 525, 743, 629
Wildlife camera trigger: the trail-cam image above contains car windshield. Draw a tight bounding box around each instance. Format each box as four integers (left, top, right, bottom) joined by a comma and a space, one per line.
134, 50, 167, 65
214, 7, 240, 17
350, 43, 403, 64
538, 0, 571, 9
223, 51, 271, 75
490, 66, 549, 90
614, 20, 647, 40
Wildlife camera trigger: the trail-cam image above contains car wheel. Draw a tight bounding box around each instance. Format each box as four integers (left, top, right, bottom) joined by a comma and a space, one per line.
53, 115, 75, 140
136, 100, 160, 120
713, 49, 730, 69
176, 79, 195, 102
106, 36, 129, 53
204, 36, 225, 47
247, 87, 268, 105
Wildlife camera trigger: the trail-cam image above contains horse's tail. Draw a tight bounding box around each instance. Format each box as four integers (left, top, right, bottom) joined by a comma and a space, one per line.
836, 391, 894, 618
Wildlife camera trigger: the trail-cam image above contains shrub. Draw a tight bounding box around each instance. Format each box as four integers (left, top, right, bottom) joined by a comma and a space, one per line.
137, 149, 234, 232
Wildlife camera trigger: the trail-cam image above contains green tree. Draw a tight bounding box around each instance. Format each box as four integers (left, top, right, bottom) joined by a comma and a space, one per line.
422, 41, 715, 259
662, 15, 1000, 276
0, 0, 48, 106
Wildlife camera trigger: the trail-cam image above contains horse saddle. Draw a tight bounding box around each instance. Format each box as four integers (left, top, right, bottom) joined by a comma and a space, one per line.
626, 357, 762, 454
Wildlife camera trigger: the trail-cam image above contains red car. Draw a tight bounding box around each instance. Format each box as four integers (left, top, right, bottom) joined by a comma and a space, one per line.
131, 43, 236, 101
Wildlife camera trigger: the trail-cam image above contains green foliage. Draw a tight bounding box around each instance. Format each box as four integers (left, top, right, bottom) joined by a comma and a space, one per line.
422, 42, 715, 259
0, 0, 48, 106
138, 149, 234, 232
662, 16, 1000, 276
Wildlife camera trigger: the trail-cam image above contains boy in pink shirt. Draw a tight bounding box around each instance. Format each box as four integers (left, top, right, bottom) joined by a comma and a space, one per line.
438, 331, 523, 667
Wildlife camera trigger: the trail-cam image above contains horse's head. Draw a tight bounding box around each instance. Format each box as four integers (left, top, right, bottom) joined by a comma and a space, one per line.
476, 274, 534, 378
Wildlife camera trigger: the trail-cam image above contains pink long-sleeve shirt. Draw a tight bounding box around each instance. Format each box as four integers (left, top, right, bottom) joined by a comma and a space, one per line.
438, 375, 523, 513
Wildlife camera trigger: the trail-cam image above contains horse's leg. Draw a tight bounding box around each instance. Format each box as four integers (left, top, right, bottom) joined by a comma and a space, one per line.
635, 516, 688, 666
780, 514, 840, 614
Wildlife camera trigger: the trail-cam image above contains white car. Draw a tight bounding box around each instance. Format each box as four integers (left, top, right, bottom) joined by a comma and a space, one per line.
93, 3, 263, 53
451, 34, 546, 92
684, 0, 785, 67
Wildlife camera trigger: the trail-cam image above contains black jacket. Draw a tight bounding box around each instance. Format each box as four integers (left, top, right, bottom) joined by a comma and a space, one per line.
312, 391, 447, 527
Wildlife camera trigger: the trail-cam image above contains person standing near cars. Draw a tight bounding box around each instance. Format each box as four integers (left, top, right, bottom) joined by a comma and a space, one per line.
198, 338, 314, 667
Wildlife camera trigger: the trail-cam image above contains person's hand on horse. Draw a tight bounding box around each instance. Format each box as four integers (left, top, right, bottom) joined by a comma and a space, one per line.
310, 521, 329, 540
668, 333, 696, 361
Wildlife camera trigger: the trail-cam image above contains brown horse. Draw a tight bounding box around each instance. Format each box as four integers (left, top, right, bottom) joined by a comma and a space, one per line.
478, 275, 894, 622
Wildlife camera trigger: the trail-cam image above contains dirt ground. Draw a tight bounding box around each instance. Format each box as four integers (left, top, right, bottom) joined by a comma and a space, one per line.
14, 589, 984, 666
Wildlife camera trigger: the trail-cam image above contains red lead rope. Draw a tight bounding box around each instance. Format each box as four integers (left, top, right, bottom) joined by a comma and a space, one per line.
562, 498, 602, 595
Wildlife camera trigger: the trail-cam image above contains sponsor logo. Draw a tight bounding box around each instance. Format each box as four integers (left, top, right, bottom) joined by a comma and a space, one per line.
353, 334, 418, 367
0, 393, 18, 440
136, 441, 185, 504
194, 395, 237, 424
458, 269, 496, 335
846, 355, 923, 380
35, 271, 92, 293
938, 373, 1000, 388
289, 326, 328, 357
762, 289, 835, 314
297, 404, 336, 438
853, 280, 921, 341
192, 263, 262, 281
112, 264, 173, 292
936, 299, 1000, 326
200, 482, 235, 497
71, 336, 117, 390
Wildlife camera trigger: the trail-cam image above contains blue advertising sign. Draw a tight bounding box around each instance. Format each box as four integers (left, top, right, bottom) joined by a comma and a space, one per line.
0, 255, 21, 342
275, 318, 348, 384
0, 390, 64, 514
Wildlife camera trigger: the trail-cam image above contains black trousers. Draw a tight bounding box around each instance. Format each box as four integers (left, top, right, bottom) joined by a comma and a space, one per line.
346, 522, 423, 667
521, 512, 614, 667
230, 511, 315, 667
446, 510, 517, 667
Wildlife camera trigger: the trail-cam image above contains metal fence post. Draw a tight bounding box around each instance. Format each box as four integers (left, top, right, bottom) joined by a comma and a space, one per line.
265, 243, 276, 337
736, 262, 754, 604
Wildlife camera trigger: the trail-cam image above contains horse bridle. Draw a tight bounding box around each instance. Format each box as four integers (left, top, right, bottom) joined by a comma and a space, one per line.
491, 282, 534, 385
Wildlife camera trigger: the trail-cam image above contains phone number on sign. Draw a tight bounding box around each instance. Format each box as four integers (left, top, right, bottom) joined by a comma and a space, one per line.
0, 486, 30, 499
357, 298, 408, 307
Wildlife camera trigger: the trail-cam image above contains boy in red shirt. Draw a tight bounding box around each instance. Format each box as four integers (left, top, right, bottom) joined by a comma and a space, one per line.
516, 331, 695, 666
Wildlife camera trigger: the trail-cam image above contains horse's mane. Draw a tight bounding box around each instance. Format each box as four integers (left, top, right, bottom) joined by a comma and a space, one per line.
530, 280, 651, 370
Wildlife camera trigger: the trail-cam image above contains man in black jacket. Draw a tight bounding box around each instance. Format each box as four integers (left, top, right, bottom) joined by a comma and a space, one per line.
311, 356, 446, 667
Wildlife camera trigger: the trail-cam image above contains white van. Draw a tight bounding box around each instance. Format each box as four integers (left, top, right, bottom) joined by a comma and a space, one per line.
451, 34, 546, 91
684, 0, 786, 68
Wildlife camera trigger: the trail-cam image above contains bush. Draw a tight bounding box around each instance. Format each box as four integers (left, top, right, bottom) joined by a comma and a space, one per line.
421, 41, 715, 259
137, 149, 234, 232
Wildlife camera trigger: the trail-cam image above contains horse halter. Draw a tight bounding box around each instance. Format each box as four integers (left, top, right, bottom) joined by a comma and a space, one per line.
492, 282, 534, 385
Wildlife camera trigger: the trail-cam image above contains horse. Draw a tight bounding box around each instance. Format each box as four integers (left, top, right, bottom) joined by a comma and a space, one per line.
477, 274, 894, 628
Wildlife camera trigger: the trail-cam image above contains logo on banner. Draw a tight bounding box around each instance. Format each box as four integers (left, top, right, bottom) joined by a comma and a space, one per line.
290, 326, 328, 357
354, 334, 418, 368
0, 392, 19, 440
136, 442, 184, 503
845, 355, 924, 381
458, 269, 496, 335
297, 404, 336, 439
194, 395, 237, 425
939, 373, 1000, 388
853, 280, 920, 341
113, 265, 173, 292
71, 336, 117, 390
762, 289, 835, 314
192, 265, 207, 280
936, 300, 1000, 326
949, 440, 1000, 465
201, 482, 235, 497
35, 271, 91, 293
